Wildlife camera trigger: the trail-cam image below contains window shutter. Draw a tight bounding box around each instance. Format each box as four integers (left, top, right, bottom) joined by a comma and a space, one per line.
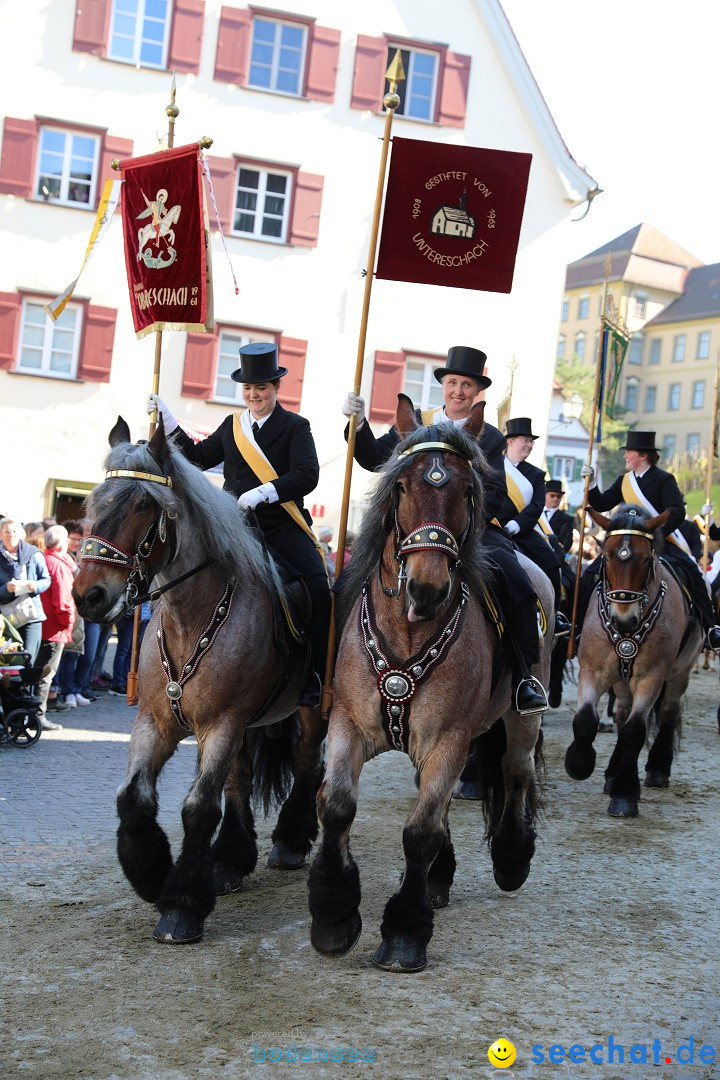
182, 331, 217, 397
214, 6, 251, 84
351, 35, 386, 111
369, 350, 405, 424
288, 172, 323, 247
304, 25, 341, 103
545, 456, 554, 478
77, 305, 116, 382
168, 0, 205, 74
437, 50, 471, 128
205, 155, 235, 232
0, 118, 38, 197
97, 135, 133, 203
0, 292, 21, 371
278, 336, 307, 413
72, 0, 110, 55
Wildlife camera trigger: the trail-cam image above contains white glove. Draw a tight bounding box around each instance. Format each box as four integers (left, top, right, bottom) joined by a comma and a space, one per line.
580, 463, 594, 482
505, 520, 520, 536
146, 393, 178, 434
702, 503, 713, 517
342, 392, 366, 425
238, 483, 278, 510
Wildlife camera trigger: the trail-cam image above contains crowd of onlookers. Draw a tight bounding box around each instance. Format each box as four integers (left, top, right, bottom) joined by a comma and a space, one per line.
0, 514, 139, 732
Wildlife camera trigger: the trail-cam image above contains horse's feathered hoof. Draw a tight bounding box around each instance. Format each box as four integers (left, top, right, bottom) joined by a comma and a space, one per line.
311, 912, 362, 955
372, 935, 427, 973
452, 779, 483, 800
213, 864, 245, 895
564, 741, 596, 781
153, 910, 204, 944
267, 842, 307, 870
603, 776, 614, 794
493, 862, 530, 892
644, 770, 670, 788
428, 882, 450, 909
607, 797, 639, 818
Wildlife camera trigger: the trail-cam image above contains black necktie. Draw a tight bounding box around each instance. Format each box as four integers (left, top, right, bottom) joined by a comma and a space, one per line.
252, 421, 259, 437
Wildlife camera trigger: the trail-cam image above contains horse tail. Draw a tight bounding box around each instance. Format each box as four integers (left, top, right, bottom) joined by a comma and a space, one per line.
248, 715, 298, 814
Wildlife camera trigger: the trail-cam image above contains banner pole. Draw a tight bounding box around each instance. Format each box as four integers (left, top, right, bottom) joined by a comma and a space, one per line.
127, 75, 179, 707
321, 52, 405, 718
702, 352, 720, 573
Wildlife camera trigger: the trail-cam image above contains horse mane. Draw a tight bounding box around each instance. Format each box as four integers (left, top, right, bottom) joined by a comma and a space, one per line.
87, 436, 282, 593
336, 423, 492, 631
605, 502, 666, 552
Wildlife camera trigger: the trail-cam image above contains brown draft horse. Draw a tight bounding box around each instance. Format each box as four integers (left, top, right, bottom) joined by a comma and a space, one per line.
308, 399, 554, 972
72, 418, 325, 943
565, 503, 703, 817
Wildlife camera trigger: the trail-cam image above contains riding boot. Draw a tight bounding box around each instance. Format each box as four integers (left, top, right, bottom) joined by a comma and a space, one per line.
507, 595, 547, 715
573, 556, 603, 640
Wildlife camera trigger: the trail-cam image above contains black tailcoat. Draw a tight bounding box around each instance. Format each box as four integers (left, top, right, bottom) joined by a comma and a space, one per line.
546, 507, 574, 554
499, 459, 562, 578
587, 466, 684, 537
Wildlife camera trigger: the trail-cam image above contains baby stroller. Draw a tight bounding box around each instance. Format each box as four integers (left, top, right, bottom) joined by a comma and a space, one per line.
0, 615, 43, 747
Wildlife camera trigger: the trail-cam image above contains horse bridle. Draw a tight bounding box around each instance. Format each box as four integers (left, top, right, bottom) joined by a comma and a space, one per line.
379, 437, 474, 599
601, 524, 657, 609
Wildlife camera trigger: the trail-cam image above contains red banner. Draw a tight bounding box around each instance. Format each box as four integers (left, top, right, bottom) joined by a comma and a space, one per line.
376, 137, 532, 294
120, 144, 210, 338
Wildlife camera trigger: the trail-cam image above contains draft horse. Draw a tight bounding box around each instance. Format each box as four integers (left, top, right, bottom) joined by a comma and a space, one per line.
308, 398, 554, 972
73, 418, 326, 943
565, 503, 703, 817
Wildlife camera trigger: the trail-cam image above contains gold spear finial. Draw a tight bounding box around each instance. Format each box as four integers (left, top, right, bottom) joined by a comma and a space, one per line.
384, 49, 406, 108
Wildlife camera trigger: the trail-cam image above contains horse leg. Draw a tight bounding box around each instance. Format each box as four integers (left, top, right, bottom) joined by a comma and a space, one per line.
211, 741, 258, 895
605, 710, 647, 817
269, 705, 326, 869
602, 693, 630, 793
548, 636, 566, 708
427, 811, 456, 910
452, 735, 484, 800
154, 728, 236, 943
565, 676, 600, 781
645, 673, 687, 788
486, 714, 542, 891
307, 711, 364, 956
116, 712, 181, 904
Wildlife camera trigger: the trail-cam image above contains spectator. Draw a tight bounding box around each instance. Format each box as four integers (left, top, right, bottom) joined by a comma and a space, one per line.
57, 521, 92, 707
318, 526, 334, 585
328, 531, 355, 576
24, 522, 46, 551
0, 515, 50, 665
108, 613, 134, 696
36, 525, 76, 732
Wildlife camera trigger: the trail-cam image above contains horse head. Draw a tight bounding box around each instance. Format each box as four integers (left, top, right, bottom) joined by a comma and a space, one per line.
387, 395, 484, 622
73, 416, 178, 623
593, 504, 669, 632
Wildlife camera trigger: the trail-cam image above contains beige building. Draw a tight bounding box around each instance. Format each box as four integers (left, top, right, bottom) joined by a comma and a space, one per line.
558, 223, 720, 463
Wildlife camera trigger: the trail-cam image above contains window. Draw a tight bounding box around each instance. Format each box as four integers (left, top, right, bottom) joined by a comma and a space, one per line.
691, 380, 705, 409
213, 329, 276, 403
649, 339, 661, 365
553, 457, 574, 480
578, 295, 589, 319
628, 333, 643, 365
387, 45, 438, 121
574, 331, 586, 361
233, 165, 292, 241
403, 358, 444, 412
625, 378, 639, 412
663, 434, 676, 458
673, 334, 686, 362
108, 0, 170, 68
697, 331, 710, 359
644, 385, 657, 412
36, 127, 99, 207
561, 298, 569, 322
248, 17, 307, 95
687, 433, 700, 456
18, 298, 82, 379
634, 293, 647, 318
668, 383, 681, 410
556, 334, 566, 359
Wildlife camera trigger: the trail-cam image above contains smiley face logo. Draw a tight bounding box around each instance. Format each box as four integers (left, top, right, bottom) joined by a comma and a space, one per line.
488, 1038, 517, 1068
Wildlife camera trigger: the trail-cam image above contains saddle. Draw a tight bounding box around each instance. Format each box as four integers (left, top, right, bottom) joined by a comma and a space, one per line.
271, 559, 312, 656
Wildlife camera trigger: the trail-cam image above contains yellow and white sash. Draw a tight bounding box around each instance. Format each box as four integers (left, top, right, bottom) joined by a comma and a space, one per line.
620, 471, 690, 554
232, 412, 328, 573
504, 458, 553, 541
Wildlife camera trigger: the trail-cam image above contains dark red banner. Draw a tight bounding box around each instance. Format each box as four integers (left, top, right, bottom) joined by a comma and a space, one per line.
120, 144, 209, 338
376, 137, 532, 294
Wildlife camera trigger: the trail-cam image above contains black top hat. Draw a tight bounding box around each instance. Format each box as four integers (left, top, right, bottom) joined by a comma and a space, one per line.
505, 417, 538, 440
623, 430, 656, 452
231, 342, 287, 384
433, 346, 491, 389
545, 479, 564, 494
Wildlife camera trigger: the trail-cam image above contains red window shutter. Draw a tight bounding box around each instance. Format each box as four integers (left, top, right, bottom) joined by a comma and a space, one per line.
369, 351, 405, 424
205, 155, 235, 232
182, 332, 217, 397
214, 6, 251, 84
437, 51, 471, 128
77, 305, 117, 382
0, 292, 21, 371
351, 35, 386, 111
0, 118, 38, 197
168, 0, 205, 74
72, 0, 110, 55
278, 337, 307, 413
97, 135, 133, 204
288, 172, 323, 248
304, 25, 341, 103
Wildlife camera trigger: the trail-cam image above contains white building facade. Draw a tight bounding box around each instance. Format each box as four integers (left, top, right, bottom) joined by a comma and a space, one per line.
0, 0, 596, 523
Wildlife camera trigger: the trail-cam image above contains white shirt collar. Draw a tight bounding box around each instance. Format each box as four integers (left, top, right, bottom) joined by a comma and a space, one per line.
635, 465, 650, 478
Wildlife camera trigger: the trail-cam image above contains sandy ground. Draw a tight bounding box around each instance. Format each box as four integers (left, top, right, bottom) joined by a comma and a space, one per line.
1, 663, 720, 1079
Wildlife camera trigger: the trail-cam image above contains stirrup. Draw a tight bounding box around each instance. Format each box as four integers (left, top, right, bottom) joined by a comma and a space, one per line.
554, 612, 571, 637
705, 626, 720, 653
513, 677, 548, 715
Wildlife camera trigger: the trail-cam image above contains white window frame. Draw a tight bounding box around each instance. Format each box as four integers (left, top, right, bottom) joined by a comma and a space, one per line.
36, 126, 100, 208
644, 385, 657, 413
108, 0, 171, 69
248, 16, 308, 97
687, 433, 700, 456
556, 334, 566, 359
697, 331, 710, 360
668, 383, 681, 410
17, 297, 82, 380
213, 328, 276, 404
578, 294, 589, 319
634, 293, 647, 318
574, 331, 586, 361
388, 45, 439, 121
649, 339, 661, 365
553, 457, 574, 480
561, 298, 569, 322
672, 334, 686, 362
628, 333, 643, 365
402, 356, 445, 412
624, 377, 639, 412
691, 380, 705, 409
233, 164, 293, 243
663, 435, 676, 458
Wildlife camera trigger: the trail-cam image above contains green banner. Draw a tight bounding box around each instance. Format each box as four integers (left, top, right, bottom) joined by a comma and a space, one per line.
604, 324, 630, 420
